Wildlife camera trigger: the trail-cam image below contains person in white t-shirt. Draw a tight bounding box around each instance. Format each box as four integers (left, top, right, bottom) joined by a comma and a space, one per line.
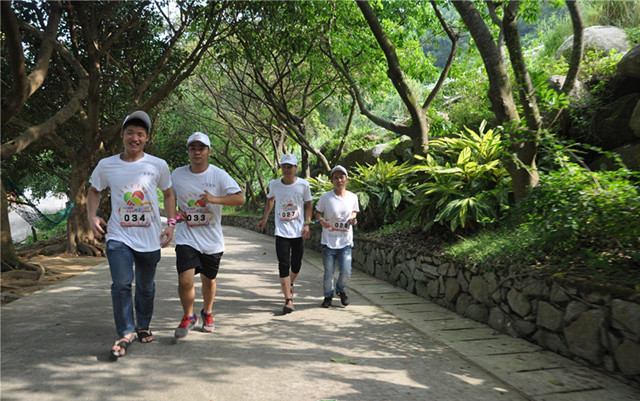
171, 132, 244, 338
257, 153, 312, 314
315, 165, 359, 308
87, 110, 177, 359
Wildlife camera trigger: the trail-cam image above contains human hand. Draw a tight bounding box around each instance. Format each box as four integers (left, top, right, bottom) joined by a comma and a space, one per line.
199, 190, 215, 206
89, 216, 107, 239
257, 218, 266, 231
160, 226, 174, 248
301, 225, 310, 240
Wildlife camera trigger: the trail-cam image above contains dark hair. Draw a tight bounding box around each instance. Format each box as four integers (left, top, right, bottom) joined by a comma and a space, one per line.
122, 118, 149, 133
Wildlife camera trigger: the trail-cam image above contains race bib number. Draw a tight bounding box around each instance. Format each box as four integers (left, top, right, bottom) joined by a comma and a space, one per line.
330, 217, 350, 232
186, 206, 209, 226
279, 205, 300, 221
119, 206, 151, 227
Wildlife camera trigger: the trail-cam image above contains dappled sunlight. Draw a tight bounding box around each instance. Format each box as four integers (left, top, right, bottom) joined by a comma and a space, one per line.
445, 371, 486, 386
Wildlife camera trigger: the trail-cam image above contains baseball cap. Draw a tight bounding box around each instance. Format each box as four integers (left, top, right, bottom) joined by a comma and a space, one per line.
330, 165, 348, 179
280, 153, 298, 166
122, 110, 151, 133
186, 132, 211, 148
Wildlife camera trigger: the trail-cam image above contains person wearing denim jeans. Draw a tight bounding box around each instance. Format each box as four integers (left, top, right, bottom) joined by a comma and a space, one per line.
88, 110, 176, 359
315, 165, 359, 308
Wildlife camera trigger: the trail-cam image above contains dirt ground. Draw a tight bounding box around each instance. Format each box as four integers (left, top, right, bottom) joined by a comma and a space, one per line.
1, 254, 105, 305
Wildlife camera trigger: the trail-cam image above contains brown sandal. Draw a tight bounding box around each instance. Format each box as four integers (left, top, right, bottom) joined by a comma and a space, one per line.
283, 298, 294, 314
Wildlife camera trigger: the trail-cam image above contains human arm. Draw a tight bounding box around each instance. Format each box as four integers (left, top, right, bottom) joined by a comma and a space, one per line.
257, 196, 275, 231
160, 187, 176, 248
87, 186, 107, 239
200, 190, 245, 207
301, 200, 312, 240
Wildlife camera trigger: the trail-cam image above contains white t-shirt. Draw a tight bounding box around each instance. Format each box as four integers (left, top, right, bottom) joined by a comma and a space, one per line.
315, 190, 360, 249
89, 153, 172, 252
267, 177, 312, 238
172, 164, 242, 254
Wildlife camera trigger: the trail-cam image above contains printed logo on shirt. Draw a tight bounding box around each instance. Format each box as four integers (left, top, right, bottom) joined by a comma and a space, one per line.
279, 200, 300, 221
180, 193, 213, 226
118, 185, 152, 227
328, 214, 350, 233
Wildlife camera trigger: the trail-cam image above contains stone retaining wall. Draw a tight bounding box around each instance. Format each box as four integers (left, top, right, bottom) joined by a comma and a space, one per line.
222, 215, 640, 384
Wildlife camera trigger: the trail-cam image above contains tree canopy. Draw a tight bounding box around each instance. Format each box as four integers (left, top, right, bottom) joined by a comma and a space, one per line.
2, 0, 638, 268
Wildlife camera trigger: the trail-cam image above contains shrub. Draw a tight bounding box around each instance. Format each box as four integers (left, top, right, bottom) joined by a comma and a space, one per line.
404, 121, 512, 232
517, 163, 640, 269
348, 160, 415, 231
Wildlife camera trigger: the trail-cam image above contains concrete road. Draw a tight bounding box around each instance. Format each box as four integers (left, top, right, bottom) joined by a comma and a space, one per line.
1, 226, 638, 401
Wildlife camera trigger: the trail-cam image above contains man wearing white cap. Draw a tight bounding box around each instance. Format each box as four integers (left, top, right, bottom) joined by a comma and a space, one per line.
257, 153, 312, 314
88, 110, 177, 359
315, 165, 359, 308
171, 132, 244, 338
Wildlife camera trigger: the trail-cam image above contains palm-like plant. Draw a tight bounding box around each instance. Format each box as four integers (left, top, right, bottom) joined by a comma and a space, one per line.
348, 161, 414, 230
405, 121, 512, 232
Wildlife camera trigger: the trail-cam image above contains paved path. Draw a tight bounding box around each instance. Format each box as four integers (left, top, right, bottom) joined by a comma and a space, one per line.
1, 226, 638, 401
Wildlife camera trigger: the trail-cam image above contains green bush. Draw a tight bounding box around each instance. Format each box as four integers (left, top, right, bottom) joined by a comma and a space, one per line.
307, 174, 335, 205
404, 121, 512, 232
348, 160, 414, 231
517, 163, 640, 269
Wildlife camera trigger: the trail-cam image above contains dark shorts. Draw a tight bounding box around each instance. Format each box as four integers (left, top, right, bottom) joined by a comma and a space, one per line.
175, 244, 223, 280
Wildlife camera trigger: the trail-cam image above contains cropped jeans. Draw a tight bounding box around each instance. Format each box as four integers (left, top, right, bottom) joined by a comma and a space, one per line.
321, 245, 352, 298
106, 240, 160, 338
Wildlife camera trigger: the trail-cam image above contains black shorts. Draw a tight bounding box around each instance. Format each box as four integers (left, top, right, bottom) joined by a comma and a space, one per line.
175, 244, 223, 280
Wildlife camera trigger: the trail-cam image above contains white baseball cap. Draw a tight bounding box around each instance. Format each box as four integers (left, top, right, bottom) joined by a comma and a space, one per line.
186, 132, 211, 148
330, 165, 348, 178
122, 110, 151, 133
280, 153, 298, 166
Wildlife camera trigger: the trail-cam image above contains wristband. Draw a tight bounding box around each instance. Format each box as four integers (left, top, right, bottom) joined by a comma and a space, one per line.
167, 218, 177, 227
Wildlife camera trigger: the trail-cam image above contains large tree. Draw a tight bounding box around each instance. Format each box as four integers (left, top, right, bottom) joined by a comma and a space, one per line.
320, 0, 461, 156
452, 0, 583, 201
1, 0, 237, 266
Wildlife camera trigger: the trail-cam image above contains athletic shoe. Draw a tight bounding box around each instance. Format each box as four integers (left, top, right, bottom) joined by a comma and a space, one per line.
337, 291, 350, 306
174, 314, 197, 338
321, 297, 332, 308
200, 309, 215, 332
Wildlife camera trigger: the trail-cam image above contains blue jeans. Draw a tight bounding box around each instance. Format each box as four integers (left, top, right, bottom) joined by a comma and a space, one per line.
106, 240, 160, 337
321, 245, 352, 298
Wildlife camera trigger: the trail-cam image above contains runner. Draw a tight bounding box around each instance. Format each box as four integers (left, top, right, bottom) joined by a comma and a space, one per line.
87, 110, 176, 359
315, 165, 359, 308
257, 153, 312, 314
171, 132, 244, 338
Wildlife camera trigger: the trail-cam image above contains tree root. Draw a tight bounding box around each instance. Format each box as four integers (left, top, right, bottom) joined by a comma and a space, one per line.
11, 260, 45, 281
77, 241, 104, 257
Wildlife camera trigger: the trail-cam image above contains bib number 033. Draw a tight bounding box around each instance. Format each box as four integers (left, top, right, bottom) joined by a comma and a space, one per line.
186, 206, 209, 226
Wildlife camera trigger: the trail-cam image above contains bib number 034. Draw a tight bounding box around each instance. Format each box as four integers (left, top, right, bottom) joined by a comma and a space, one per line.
119, 206, 151, 227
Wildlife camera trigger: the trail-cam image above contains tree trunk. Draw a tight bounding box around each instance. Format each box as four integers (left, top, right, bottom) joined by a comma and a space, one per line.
66, 154, 103, 256
1, 182, 45, 278
503, 1, 541, 193
452, 0, 537, 202
356, 0, 429, 155
1, 182, 21, 271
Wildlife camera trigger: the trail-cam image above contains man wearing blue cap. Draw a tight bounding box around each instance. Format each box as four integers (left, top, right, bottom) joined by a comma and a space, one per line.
171, 132, 245, 338
88, 110, 177, 359
257, 153, 312, 314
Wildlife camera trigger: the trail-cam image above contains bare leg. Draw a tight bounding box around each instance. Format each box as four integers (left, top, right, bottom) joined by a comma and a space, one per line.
178, 270, 196, 316
201, 276, 217, 314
